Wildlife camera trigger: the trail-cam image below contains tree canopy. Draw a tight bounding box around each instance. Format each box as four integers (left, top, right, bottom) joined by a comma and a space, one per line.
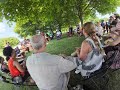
0, 0, 120, 37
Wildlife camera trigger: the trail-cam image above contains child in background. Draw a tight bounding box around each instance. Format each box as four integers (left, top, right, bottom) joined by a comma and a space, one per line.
0, 56, 9, 73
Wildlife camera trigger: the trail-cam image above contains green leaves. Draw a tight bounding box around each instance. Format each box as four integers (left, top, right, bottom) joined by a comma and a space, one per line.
0, 0, 120, 37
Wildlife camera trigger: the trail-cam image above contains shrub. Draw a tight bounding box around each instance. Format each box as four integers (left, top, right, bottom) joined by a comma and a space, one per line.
0, 37, 19, 49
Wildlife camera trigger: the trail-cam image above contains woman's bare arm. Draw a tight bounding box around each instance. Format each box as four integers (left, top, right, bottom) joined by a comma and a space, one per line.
77, 41, 91, 61
13, 61, 25, 72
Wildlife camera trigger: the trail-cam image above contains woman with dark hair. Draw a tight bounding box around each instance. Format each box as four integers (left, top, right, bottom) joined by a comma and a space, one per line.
3, 46, 29, 82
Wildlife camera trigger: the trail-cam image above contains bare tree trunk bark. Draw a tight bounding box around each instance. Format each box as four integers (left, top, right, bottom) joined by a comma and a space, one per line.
79, 14, 83, 27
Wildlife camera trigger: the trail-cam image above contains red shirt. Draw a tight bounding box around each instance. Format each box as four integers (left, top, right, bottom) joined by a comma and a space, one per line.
8, 57, 24, 77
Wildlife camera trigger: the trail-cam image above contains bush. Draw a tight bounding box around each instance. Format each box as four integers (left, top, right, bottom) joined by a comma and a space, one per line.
0, 37, 19, 49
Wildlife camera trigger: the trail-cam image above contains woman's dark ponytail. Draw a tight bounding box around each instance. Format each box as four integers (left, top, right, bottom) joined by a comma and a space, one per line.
6, 56, 10, 61
3, 46, 13, 61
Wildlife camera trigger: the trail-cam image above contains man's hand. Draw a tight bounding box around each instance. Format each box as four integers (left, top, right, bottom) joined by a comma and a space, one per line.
59, 54, 67, 58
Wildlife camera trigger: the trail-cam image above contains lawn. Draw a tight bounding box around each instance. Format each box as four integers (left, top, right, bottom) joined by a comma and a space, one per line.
0, 35, 120, 90
46, 36, 85, 55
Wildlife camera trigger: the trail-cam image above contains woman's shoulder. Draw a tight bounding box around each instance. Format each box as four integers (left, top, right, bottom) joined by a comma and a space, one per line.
81, 40, 91, 49
82, 40, 89, 44
82, 39, 92, 46
13, 60, 21, 67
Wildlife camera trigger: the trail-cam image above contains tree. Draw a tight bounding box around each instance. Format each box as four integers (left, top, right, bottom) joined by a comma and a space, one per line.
0, 0, 120, 37
13, 0, 79, 37
66, 0, 120, 26
14, 20, 42, 37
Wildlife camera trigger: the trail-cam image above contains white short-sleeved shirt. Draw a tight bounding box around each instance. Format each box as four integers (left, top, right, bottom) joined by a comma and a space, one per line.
96, 26, 103, 36
26, 52, 77, 90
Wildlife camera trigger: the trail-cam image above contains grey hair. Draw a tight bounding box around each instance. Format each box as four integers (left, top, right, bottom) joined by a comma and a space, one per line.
30, 35, 45, 50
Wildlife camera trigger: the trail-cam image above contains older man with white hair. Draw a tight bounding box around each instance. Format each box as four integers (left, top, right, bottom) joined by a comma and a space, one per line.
26, 33, 77, 90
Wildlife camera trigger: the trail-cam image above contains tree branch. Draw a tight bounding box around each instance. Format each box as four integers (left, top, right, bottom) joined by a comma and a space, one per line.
75, 0, 83, 16
90, 7, 94, 11
83, 0, 92, 12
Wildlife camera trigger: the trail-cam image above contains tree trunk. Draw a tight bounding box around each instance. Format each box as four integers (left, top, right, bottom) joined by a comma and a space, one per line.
79, 14, 83, 27
58, 24, 62, 32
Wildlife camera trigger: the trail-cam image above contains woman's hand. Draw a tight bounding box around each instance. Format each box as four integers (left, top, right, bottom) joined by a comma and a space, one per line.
71, 47, 81, 57
75, 47, 81, 57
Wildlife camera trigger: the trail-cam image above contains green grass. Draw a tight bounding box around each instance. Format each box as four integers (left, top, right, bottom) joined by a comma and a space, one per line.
107, 70, 120, 90
46, 36, 85, 55
0, 35, 120, 90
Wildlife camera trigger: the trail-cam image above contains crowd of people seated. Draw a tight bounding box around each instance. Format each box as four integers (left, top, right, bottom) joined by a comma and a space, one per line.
46, 30, 54, 40
0, 56, 9, 73
56, 30, 62, 40
45, 30, 63, 40
25, 22, 105, 89
103, 14, 120, 69
2, 46, 30, 82
0, 14, 119, 90
0, 38, 34, 84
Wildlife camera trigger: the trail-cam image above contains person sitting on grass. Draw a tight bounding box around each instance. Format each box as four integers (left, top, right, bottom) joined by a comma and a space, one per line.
0, 56, 9, 73
56, 30, 62, 40
75, 22, 104, 76
3, 46, 29, 82
68, 26, 74, 37
95, 22, 103, 38
103, 17, 120, 54
104, 22, 120, 69
15, 46, 20, 55
26, 33, 77, 90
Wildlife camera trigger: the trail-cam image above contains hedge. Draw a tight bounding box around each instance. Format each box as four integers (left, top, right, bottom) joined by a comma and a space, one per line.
0, 37, 19, 49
